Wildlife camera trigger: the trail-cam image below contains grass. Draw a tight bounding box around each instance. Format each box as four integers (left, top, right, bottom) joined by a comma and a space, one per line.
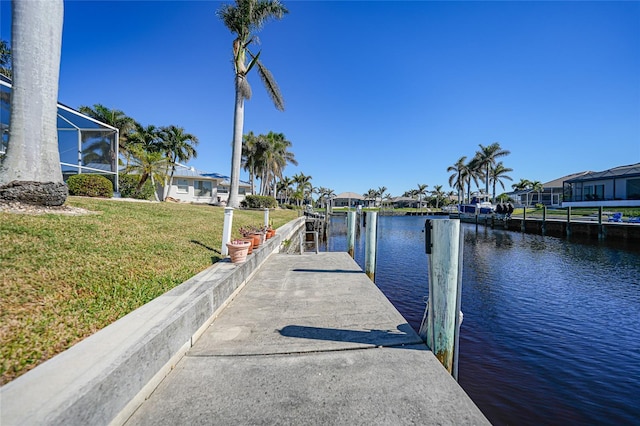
0, 197, 298, 385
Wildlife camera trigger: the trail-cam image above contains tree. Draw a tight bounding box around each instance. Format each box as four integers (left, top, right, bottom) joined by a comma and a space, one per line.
447, 156, 467, 205
77, 104, 136, 167
276, 175, 294, 204
511, 178, 532, 191
316, 187, 334, 208
416, 183, 428, 211
0, 39, 11, 79
474, 142, 510, 200
260, 131, 296, 196
466, 156, 484, 203
126, 123, 164, 194
217, 0, 288, 208
489, 161, 513, 202
363, 188, 377, 207
431, 185, 445, 209
292, 172, 312, 206
0, 0, 67, 206
159, 125, 199, 200
530, 180, 543, 205
377, 186, 387, 207
241, 131, 261, 194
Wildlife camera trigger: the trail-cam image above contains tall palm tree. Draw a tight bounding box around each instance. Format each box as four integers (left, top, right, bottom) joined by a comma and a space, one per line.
276, 175, 294, 204
241, 131, 262, 195
363, 188, 377, 207
511, 178, 532, 191
293, 172, 312, 206
159, 125, 199, 200
416, 183, 428, 211
431, 185, 445, 209
447, 156, 467, 205
78, 104, 136, 167
466, 156, 484, 203
377, 186, 387, 207
489, 161, 513, 202
474, 142, 510, 199
317, 187, 334, 208
126, 123, 163, 194
0, 39, 11, 79
260, 131, 296, 196
217, 0, 288, 208
530, 180, 544, 205
0, 0, 66, 206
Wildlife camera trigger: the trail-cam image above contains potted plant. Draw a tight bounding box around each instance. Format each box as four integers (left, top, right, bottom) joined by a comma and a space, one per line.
226, 239, 251, 263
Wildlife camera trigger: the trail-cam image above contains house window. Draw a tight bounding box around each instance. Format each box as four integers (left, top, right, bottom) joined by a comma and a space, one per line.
176, 179, 188, 193
627, 178, 640, 200
194, 180, 212, 197
217, 185, 228, 194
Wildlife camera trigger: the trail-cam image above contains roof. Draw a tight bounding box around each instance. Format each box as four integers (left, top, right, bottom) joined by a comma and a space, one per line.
543, 171, 591, 188
331, 192, 364, 200
563, 163, 640, 183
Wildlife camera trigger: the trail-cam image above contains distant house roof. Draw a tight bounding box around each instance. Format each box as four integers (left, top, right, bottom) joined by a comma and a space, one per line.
543, 171, 591, 188
331, 192, 364, 200
127, 165, 251, 187
563, 163, 640, 183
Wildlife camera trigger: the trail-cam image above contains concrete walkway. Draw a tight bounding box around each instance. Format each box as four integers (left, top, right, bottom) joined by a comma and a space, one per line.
124, 252, 489, 425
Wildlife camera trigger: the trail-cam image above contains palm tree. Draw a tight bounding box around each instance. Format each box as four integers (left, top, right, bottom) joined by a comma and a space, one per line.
159, 125, 199, 200
260, 132, 296, 196
489, 161, 513, 202
530, 180, 544, 206
241, 131, 262, 194
0, 39, 11, 79
431, 185, 445, 209
317, 187, 334, 209
466, 156, 484, 203
363, 188, 377, 208
217, 0, 288, 208
416, 183, 428, 211
126, 123, 163, 194
377, 186, 387, 207
0, 0, 66, 206
276, 175, 294, 204
293, 172, 312, 206
474, 142, 510, 199
511, 178, 532, 191
447, 156, 467, 205
77, 104, 136, 167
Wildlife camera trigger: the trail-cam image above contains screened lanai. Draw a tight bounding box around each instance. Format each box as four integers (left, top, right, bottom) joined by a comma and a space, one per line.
0, 75, 119, 191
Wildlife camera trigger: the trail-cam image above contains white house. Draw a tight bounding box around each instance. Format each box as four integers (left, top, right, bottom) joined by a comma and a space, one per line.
162, 165, 252, 205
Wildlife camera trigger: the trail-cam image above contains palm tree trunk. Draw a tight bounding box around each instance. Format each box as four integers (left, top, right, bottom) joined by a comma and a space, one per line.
0, 0, 67, 206
227, 75, 245, 208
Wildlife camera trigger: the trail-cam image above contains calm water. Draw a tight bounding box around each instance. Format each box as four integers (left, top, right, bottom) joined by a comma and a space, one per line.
319, 215, 640, 425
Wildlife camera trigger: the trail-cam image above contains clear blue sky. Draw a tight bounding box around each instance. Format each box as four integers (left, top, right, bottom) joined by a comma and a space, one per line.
1, 0, 639, 197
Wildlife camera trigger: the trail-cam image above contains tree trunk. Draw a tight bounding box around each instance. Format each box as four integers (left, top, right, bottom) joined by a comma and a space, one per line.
227, 75, 245, 208
0, 0, 67, 206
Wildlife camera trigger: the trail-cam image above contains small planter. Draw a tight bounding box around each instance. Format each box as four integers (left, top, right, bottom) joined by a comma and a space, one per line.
248, 233, 261, 249
240, 237, 254, 254
226, 240, 251, 263
266, 228, 275, 239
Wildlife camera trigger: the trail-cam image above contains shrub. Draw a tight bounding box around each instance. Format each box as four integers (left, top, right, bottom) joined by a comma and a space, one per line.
241, 195, 277, 209
67, 174, 113, 198
118, 174, 155, 200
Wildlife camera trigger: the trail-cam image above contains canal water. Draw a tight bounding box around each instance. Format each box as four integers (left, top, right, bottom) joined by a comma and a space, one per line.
319, 214, 640, 425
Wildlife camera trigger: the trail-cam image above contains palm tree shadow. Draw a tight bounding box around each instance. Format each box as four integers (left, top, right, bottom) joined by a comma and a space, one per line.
190, 240, 221, 264
279, 323, 426, 349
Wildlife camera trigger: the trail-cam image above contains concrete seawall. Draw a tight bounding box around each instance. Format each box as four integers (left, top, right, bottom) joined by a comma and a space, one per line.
0, 217, 306, 426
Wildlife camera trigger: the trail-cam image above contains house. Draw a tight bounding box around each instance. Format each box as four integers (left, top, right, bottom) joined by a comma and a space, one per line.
562, 163, 640, 208
330, 192, 365, 208
162, 165, 252, 205
1, 75, 119, 189
511, 171, 591, 207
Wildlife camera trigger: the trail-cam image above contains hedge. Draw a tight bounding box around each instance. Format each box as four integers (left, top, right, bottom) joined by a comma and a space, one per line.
67, 174, 113, 198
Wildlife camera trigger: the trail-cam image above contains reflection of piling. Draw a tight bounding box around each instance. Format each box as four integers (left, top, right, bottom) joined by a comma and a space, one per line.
347, 211, 356, 258
364, 212, 377, 281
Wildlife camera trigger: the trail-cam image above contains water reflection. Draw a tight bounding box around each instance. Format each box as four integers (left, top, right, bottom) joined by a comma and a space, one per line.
320, 215, 640, 425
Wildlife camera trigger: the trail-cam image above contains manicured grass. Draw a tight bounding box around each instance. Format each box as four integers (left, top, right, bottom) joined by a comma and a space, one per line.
0, 197, 297, 385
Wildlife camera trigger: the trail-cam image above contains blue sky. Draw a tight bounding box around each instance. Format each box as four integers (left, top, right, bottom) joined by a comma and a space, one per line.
1, 0, 639, 197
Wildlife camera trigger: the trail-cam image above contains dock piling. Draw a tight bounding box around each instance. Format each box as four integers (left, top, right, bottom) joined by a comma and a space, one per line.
221, 207, 234, 256
364, 212, 378, 281
347, 211, 356, 258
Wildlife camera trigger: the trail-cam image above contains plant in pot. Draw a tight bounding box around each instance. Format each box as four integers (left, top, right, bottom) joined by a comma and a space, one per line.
239, 225, 262, 248
226, 239, 251, 263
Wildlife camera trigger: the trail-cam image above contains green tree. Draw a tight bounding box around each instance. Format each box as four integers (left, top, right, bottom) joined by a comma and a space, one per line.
0, 39, 11, 79
431, 185, 445, 209
416, 183, 428, 211
293, 172, 312, 206
511, 178, 532, 191
377, 186, 387, 207
217, 0, 288, 208
447, 156, 467, 205
159, 125, 199, 200
260, 132, 297, 196
489, 161, 513, 202
78, 104, 136, 167
0, 0, 67, 206
241, 131, 261, 195
474, 142, 510, 199
126, 124, 164, 196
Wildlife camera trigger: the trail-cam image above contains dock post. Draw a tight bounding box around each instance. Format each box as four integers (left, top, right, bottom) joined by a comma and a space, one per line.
347, 211, 356, 258
419, 219, 463, 377
566, 206, 572, 237
598, 206, 604, 240
263, 207, 269, 228
542, 206, 547, 235
521, 207, 526, 232
364, 212, 377, 281
221, 207, 234, 256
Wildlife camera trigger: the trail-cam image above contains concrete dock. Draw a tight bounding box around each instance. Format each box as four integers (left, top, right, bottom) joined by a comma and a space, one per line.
124, 252, 489, 425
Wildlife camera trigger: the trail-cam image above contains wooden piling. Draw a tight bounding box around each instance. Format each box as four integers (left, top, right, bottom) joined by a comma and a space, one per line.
364, 212, 377, 281
419, 219, 462, 376
347, 211, 356, 258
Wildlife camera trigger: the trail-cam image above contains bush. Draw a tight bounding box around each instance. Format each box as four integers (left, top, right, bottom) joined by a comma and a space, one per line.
67, 174, 113, 198
241, 195, 278, 209
118, 174, 155, 200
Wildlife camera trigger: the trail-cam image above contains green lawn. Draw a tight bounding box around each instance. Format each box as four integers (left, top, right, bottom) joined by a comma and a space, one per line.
0, 197, 297, 385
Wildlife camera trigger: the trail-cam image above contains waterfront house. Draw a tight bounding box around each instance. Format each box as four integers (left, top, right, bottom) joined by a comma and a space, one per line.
562, 163, 640, 208
330, 192, 365, 208
1, 75, 119, 189
511, 171, 591, 207
161, 165, 251, 205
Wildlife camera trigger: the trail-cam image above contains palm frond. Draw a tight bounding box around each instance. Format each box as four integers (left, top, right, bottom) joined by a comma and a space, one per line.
238, 76, 252, 100
256, 59, 284, 111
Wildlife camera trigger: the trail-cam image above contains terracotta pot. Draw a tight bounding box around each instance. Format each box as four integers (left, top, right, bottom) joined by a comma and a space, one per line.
249, 233, 261, 248
226, 241, 251, 263
240, 238, 254, 254
266, 229, 275, 239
